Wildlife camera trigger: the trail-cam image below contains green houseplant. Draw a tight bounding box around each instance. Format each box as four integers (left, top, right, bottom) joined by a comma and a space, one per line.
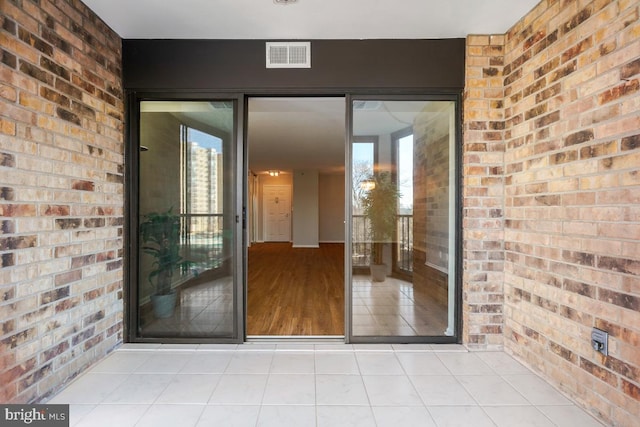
362, 171, 401, 282
140, 208, 192, 318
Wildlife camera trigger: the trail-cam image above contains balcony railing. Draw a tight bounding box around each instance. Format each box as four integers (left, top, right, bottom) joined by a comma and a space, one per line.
396, 214, 413, 273
176, 213, 413, 275
352, 214, 372, 267
179, 213, 224, 271
352, 214, 413, 275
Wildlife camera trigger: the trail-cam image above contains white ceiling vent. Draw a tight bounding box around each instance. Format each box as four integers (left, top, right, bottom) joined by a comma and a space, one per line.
266, 42, 311, 68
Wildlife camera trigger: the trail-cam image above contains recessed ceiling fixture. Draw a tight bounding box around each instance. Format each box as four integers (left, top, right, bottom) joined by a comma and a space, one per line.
269, 170, 280, 177
273, 0, 297, 4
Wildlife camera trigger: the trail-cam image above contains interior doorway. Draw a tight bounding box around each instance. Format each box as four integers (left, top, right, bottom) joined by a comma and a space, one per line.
263, 185, 291, 242
246, 97, 347, 337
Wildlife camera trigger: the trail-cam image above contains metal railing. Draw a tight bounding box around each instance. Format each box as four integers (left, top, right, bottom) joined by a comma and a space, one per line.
180, 213, 224, 270
352, 214, 413, 274
396, 214, 413, 273
176, 213, 413, 275
352, 214, 372, 267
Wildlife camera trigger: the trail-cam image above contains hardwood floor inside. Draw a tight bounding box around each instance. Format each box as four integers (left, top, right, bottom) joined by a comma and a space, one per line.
247, 242, 345, 336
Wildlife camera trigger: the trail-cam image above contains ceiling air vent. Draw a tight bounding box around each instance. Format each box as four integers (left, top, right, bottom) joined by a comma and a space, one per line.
266, 42, 311, 69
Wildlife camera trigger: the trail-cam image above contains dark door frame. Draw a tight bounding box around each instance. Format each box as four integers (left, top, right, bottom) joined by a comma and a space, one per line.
346, 93, 463, 344
125, 90, 463, 345
125, 92, 245, 344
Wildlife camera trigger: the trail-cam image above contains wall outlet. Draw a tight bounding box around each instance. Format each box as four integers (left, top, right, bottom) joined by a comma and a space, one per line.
591, 328, 608, 356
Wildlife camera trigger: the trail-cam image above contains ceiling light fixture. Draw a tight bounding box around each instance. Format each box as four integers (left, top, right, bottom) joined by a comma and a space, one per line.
273, 0, 297, 4
360, 179, 375, 191
269, 170, 280, 177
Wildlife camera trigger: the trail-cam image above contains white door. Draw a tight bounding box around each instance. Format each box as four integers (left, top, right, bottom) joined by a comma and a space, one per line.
264, 185, 291, 241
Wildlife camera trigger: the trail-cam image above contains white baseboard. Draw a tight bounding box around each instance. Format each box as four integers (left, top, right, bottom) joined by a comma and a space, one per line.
292, 244, 320, 248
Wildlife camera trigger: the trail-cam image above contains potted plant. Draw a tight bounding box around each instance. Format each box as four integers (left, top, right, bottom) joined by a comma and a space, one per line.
140, 208, 192, 318
362, 171, 401, 282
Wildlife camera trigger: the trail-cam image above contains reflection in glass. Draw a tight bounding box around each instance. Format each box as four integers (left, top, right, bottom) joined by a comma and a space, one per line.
352, 138, 377, 269
351, 100, 456, 338
395, 132, 414, 275
137, 101, 235, 338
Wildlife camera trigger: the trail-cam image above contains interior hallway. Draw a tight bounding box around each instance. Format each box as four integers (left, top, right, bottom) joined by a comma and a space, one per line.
49, 344, 603, 427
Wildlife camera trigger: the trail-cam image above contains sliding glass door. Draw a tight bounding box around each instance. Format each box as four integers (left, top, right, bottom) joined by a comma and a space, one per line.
129, 95, 458, 343
133, 99, 242, 341
348, 97, 459, 342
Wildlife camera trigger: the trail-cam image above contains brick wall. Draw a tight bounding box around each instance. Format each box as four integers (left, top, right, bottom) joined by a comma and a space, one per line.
463, 34, 507, 349
466, 0, 640, 425
0, 0, 124, 403
414, 108, 453, 307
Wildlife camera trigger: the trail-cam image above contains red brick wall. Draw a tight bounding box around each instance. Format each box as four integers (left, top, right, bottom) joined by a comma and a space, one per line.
465, 1, 640, 425
0, 0, 123, 403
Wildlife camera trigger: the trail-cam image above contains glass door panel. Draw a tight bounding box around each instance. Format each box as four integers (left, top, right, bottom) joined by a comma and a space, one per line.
349, 99, 458, 341
351, 137, 378, 273
136, 100, 239, 339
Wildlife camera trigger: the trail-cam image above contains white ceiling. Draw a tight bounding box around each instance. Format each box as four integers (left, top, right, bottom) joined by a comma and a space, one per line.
247, 98, 451, 175
248, 98, 346, 175
84, 0, 538, 40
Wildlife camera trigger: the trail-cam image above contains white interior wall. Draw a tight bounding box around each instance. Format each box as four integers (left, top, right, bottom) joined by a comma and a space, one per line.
254, 172, 345, 244
319, 173, 345, 242
292, 170, 319, 247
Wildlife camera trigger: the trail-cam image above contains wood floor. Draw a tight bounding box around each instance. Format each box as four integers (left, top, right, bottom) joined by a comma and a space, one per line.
247, 242, 344, 336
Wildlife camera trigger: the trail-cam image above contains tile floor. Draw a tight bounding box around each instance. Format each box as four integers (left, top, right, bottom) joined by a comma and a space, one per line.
142, 275, 449, 338
352, 276, 449, 336
48, 344, 604, 427
142, 277, 234, 337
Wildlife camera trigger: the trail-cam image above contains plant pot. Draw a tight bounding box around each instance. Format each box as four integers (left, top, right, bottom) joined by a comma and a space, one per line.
151, 291, 177, 318
369, 263, 387, 282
